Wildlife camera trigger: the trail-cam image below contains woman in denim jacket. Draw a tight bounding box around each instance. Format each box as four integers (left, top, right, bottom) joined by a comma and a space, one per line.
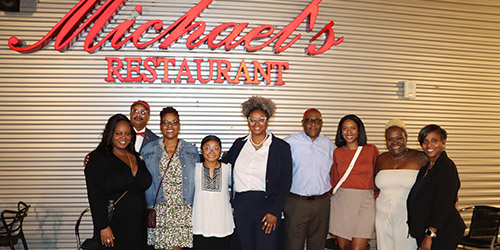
142, 106, 199, 250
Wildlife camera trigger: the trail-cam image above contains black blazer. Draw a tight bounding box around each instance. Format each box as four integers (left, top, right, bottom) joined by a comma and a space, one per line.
223, 134, 293, 218
139, 127, 159, 153
407, 151, 465, 240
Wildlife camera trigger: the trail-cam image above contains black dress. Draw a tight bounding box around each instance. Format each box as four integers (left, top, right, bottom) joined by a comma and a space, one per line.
85, 150, 152, 250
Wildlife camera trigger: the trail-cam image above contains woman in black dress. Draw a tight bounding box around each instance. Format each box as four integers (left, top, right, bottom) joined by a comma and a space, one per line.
85, 114, 152, 250
406, 124, 465, 250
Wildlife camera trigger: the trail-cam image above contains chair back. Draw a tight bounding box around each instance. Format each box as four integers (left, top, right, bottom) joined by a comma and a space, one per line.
467, 206, 500, 244
75, 207, 99, 250
0, 201, 30, 247
75, 207, 90, 249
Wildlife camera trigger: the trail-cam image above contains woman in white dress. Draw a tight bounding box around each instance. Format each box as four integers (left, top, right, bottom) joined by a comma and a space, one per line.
192, 135, 234, 250
374, 119, 427, 250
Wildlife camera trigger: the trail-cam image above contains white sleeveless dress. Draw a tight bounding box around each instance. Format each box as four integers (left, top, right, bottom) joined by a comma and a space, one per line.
375, 169, 419, 250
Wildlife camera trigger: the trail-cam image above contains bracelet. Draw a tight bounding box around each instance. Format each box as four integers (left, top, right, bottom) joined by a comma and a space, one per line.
425, 228, 437, 238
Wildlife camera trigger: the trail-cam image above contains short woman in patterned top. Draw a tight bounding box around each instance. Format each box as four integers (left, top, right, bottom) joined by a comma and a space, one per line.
192, 135, 234, 250
142, 107, 199, 250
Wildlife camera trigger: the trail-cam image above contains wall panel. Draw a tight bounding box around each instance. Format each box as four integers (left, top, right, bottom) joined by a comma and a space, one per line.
1, 0, 500, 249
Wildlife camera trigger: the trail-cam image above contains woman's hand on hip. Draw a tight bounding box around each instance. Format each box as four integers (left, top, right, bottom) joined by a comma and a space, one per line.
100, 226, 115, 247
261, 213, 277, 234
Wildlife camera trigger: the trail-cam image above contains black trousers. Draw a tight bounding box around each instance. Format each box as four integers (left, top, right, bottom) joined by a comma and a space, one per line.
193, 234, 231, 250
416, 229, 464, 250
232, 191, 281, 250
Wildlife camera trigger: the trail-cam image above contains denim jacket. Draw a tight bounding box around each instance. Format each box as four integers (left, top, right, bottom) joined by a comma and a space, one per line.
142, 138, 199, 207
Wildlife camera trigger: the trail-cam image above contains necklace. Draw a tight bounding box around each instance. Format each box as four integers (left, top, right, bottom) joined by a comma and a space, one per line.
250, 133, 269, 150
126, 151, 133, 167
114, 149, 134, 168
391, 148, 408, 161
424, 162, 434, 177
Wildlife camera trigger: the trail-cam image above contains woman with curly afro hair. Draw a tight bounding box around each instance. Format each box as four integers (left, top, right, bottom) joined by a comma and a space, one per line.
223, 96, 292, 250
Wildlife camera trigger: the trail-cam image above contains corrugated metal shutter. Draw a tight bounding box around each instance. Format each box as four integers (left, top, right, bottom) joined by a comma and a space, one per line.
1, 0, 499, 249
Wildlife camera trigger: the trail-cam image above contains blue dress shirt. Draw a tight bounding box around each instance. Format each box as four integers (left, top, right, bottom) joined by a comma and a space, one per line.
284, 131, 334, 196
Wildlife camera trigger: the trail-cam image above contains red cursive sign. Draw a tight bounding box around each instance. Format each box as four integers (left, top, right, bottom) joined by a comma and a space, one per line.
9, 0, 343, 54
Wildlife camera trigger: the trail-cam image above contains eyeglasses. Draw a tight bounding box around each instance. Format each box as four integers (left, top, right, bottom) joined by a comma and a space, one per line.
131, 109, 149, 115
247, 117, 267, 123
303, 118, 322, 125
160, 120, 179, 126
202, 146, 220, 151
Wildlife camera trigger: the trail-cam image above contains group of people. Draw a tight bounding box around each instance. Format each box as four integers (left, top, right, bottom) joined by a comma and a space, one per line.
84, 96, 465, 250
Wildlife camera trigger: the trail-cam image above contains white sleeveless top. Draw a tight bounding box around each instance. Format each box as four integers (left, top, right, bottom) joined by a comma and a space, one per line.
192, 162, 234, 237
376, 169, 419, 204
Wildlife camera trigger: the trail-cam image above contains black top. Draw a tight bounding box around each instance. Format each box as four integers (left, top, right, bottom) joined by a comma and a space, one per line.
407, 151, 465, 247
85, 150, 152, 250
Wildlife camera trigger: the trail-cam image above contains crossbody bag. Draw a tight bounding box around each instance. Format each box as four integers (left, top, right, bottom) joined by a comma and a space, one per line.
146, 141, 178, 228
332, 146, 363, 195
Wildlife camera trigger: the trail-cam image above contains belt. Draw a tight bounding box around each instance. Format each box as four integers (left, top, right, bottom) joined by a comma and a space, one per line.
289, 191, 330, 201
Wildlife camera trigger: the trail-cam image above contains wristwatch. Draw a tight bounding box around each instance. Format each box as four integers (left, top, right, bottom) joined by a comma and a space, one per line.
425, 228, 437, 238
